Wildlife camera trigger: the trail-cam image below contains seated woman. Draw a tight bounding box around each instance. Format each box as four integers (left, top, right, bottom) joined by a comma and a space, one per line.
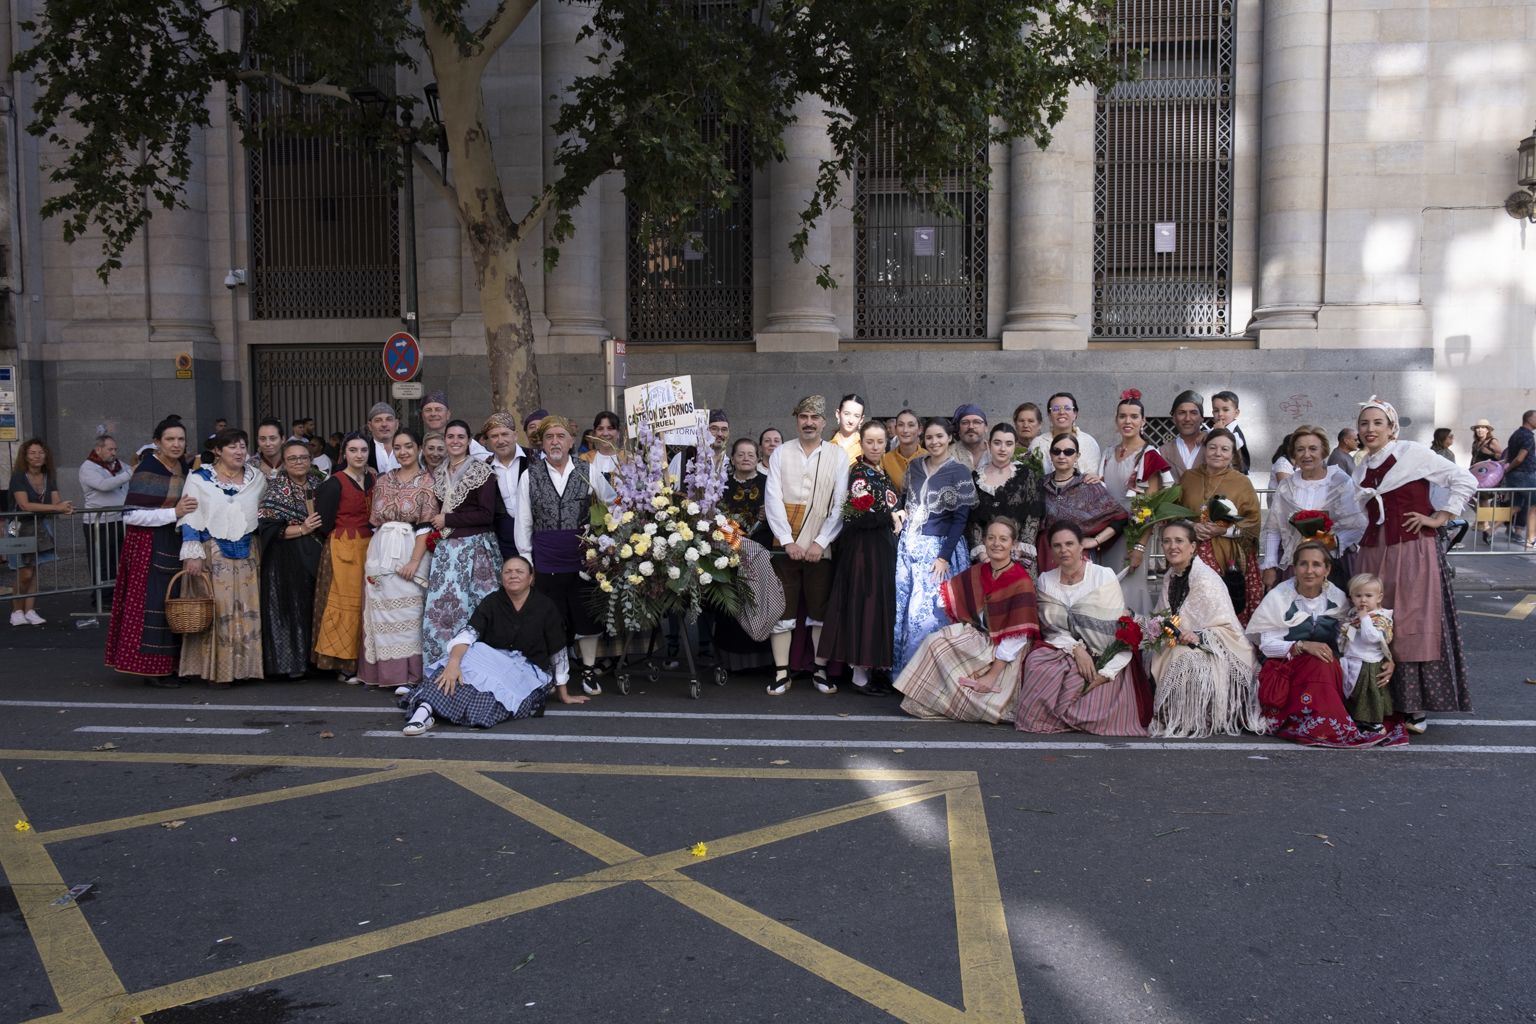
894, 517, 1040, 723
401, 556, 589, 736
1244, 541, 1407, 748
1015, 522, 1150, 736
1147, 520, 1262, 738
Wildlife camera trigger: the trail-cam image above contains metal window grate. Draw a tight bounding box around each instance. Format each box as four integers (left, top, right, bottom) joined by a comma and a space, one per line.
250, 343, 392, 434
1093, 0, 1234, 339
853, 124, 988, 340
246, 68, 401, 320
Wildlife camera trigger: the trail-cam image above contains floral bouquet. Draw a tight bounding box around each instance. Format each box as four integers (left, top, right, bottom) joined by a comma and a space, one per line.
580, 418, 752, 635
1085, 615, 1143, 691
1288, 508, 1336, 549
1138, 609, 1208, 654
1205, 494, 1241, 524
1123, 485, 1194, 549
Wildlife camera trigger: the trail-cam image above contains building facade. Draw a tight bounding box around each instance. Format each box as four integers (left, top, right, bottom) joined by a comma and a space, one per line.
1, 0, 1533, 490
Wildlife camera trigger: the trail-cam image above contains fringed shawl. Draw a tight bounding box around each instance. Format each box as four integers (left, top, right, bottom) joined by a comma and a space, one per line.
126, 453, 188, 510
1042, 472, 1127, 536
941, 560, 1039, 645
259, 472, 319, 527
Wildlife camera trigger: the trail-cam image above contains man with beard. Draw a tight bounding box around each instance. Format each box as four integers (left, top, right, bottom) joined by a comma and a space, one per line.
951, 403, 988, 470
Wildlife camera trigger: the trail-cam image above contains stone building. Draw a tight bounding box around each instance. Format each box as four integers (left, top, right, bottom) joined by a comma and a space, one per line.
1, 0, 1533, 490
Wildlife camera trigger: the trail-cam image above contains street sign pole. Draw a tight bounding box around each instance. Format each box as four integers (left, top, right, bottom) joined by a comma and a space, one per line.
400, 110, 421, 433
603, 337, 627, 421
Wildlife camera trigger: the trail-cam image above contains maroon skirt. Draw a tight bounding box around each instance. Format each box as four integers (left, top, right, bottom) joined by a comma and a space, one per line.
1258, 655, 1407, 748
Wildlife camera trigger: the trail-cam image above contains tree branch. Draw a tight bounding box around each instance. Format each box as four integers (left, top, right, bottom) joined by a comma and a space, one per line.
234, 68, 355, 104
410, 145, 463, 225
514, 188, 555, 241
474, 0, 538, 63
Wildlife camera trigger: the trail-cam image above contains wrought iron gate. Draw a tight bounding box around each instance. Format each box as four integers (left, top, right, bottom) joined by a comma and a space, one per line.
854, 124, 988, 340
1093, 0, 1235, 339
250, 345, 392, 437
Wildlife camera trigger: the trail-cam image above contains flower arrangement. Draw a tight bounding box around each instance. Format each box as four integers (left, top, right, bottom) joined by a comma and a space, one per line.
1138, 609, 1209, 654
1288, 508, 1336, 548
580, 419, 752, 634
1122, 485, 1194, 549
1084, 615, 1144, 691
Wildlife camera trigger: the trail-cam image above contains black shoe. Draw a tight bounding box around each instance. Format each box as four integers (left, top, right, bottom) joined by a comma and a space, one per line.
145, 676, 182, 689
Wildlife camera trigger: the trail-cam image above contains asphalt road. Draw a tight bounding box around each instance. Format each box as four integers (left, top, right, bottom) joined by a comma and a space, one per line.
2, 589, 1533, 1024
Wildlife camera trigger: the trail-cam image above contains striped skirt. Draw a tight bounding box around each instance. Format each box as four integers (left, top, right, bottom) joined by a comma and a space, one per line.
1014, 645, 1147, 737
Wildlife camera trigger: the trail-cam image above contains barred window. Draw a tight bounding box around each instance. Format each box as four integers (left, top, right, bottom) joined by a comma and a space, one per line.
246, 71, 401, 320
854, 124, 987, 340
1093, 0, 1235, 339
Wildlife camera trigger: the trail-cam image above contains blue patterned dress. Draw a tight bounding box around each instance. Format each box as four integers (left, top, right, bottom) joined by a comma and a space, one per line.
893, 455, 976, 671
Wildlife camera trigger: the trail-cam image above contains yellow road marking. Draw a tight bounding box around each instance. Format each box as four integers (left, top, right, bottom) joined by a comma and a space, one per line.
0, 771, 130, 1018
4, 750, 1019, 1024
36, 767, 429, 844
1505, 594, 1536, 620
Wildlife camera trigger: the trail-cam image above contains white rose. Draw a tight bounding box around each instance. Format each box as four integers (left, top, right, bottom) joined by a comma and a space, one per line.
715, 513, 728, 527
639, 561, 655, 577
698, 571, 713, 585
686, 501, 700, 515
668, 532, 682, 546
714, 556, 729, 570
644, 523, 658, 535
667, 565, 681, 580
684, 548, 700, 563
697, 519, 710, 531
696, 541, 710, 555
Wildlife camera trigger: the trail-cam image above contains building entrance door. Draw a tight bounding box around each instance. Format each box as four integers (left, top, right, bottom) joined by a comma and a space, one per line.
250, 344, 392, 441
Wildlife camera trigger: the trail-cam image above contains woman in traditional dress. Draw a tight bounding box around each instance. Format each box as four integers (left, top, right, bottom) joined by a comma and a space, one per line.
714, 437, 774, 673
1260, 424, 1367, 593
105, 417, 197, 686
893, 417, 976, 671
402, 556, 589, 735
1245, 541, 1406, 747
358, 427, 440, 690
1038, 433, 1126, 574
1015, 522, 1150, 736
819, 421, 901, 692
895, 517, 1040, 723
968, 423, 1044, 575
1011, 402, 1044, 453
1353, 396, 1477, 733
1146, 520, 1262, 737
177, 427, 267, 686
256, 439, 324, 678
421, 419, 502, 667
1173, 428, 1263, 625
1097, 390, 1174, 614
311, 433, 374, 682
880, 409, 922, 493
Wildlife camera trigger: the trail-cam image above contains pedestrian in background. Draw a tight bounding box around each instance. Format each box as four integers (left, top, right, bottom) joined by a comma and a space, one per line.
9, 437, 74, 625
79, 433, 132, 600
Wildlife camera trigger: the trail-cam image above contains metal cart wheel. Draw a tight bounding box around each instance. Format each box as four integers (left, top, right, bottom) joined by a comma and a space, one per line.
713, 665, 728, 687
689, 678, 701, 700
614, 669, 630, 696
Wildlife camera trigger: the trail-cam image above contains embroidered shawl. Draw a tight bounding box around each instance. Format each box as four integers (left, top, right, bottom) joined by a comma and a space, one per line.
941, 560, 1040, 645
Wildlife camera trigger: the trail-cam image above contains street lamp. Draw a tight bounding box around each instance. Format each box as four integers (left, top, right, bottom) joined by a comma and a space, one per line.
423, 82, 449, 176
1504, 122, 1536, 222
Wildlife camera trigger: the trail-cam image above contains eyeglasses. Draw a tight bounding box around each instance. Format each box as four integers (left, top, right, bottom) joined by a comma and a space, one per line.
282, 454, 311, 463
1050, 447, 1077, 457
1048, 404, 1076, 413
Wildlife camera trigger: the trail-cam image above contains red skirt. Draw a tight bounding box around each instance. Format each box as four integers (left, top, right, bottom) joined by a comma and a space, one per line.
104, 526, 180, 677
1258, 655, 1407, 748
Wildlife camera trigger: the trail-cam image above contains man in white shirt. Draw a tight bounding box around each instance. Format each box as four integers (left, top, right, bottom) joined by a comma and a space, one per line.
514, 415, 603, 695
1028, 392, 1102, 471
423, 391, 490, 458
365, 403, 400, 474
1159, 389, 1207, 481
763, 394, 850, 696
482, 411, 526, 560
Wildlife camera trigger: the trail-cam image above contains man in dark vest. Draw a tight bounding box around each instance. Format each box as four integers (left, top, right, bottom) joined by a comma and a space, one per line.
514, 414, 603, 695
482, 411, 526, 560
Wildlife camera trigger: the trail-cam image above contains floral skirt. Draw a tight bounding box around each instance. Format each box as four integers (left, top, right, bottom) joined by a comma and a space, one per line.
180, 546, 265, 684
1258, 655, 1407, 747
893, 532, 970, 673
421, 533, 502, 668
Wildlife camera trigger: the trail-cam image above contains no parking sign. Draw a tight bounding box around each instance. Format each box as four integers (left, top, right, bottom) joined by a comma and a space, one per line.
382, 332, 421, 382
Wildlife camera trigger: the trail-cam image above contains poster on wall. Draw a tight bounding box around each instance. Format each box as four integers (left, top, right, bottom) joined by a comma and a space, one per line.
624, 376, 697, 437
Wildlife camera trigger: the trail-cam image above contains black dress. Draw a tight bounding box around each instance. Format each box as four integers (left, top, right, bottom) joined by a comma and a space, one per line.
256, 474, 323, 676
817, 462, 899, 669
968, 460, 1045, 571
713, 472, 773, 670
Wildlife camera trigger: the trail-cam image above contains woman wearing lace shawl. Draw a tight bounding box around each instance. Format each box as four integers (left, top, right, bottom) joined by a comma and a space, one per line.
421, 420, 503, 667
1146, 520, 1262, 737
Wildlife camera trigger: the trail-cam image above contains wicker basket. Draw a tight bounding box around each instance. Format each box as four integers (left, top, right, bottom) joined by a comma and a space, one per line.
165, 569, 215, 635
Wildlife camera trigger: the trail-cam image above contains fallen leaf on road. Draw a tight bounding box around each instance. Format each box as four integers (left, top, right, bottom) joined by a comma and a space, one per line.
319, 731, 335, 739
512, 953, 535, 973
161, 820, 186, 830
92, 742, 118, 751
891, 748, 905, 754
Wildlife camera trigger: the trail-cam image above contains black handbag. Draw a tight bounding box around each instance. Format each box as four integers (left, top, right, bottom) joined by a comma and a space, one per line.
1222, 563, 1247, 616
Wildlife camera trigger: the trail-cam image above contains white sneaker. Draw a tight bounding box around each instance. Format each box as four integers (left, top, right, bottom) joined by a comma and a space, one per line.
402, 714, 435, 736
344, 675, 363, 685
1404, 716, 1428, 735
9, 611, 25, 627
393, 686, 412, 697
24, 610, 44, 625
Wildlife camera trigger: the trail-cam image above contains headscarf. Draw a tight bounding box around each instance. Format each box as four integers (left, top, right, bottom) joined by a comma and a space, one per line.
423, 391, 450, 409
1357, 395, 1399, 437
793, 395, 825, 417
530, 415, 579, 447
953, 403, 986, 423
481, 411, 518, 436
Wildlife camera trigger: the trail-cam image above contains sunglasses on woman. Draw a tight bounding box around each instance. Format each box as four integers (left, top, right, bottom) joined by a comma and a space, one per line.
1050, 447, 1077, 457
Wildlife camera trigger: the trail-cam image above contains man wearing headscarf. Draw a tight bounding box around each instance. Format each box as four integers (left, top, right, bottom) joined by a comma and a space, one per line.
952, 403, 988, 471
423, 392, 490, 457
514, 414, 604, 695
365, 402, 400, 474
1159, 390, 1208, 482
762, 394, 850, 696
482, 411, 527, 560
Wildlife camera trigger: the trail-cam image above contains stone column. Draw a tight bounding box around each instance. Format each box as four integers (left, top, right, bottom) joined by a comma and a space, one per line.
541, 0, 608, 353
1000, 121, 1085, 350
1250, 0, 1328, 342
755, 95, 838, 352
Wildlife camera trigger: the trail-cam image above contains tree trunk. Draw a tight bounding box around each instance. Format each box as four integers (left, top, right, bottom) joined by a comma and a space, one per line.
425, 19, 543, 419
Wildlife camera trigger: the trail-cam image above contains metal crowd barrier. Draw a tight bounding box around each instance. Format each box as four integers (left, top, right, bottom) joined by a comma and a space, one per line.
0, 504, 128, 617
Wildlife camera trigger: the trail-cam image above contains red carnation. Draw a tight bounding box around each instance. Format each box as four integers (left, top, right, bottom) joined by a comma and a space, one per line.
1113, 614, 1143, 648
852, 493, 875, 512
1119, 388, 1142, 402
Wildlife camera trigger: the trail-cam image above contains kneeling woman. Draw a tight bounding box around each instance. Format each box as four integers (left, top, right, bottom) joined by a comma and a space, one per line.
402, 557, 588, 735
1147, 520, 1262, 737
1014, 522, 1150, 736
894, 517, 1039, 723
1244, 541, 1406, 748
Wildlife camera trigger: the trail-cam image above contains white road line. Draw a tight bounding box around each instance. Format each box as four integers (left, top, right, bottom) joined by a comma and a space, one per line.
358, 730, 1536, 754
73, 725, 270, 737
7, 700, 1536, 727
